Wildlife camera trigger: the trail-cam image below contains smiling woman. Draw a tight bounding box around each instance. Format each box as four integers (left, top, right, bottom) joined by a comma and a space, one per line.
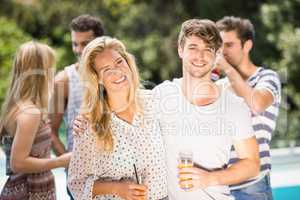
95, 49, 132, 95
67, 36, 168, 200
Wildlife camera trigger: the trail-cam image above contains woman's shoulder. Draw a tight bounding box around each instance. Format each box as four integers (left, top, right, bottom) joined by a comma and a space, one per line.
14, 102, 42, 127
138, 88, 155, 101
138, 88, 153, 96
16, 102, 41, 117
6, 102, 41, 126
138, 89, 155, 108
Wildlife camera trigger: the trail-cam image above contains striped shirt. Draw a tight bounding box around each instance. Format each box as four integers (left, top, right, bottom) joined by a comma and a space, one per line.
218, 67, 281, 189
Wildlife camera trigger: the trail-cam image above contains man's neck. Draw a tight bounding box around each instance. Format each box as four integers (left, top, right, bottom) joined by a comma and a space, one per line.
236, 59, 257, 80
182, 73, 220, 106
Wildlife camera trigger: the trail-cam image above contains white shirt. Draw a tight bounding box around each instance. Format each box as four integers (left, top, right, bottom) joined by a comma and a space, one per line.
153, 78, 254, 200
68, 90, 168, 200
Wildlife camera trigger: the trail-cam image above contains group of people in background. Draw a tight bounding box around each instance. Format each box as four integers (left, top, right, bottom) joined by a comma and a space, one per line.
0, 13, 281, 200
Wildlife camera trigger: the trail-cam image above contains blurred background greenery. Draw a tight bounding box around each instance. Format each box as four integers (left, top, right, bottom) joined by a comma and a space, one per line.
0, 0, 299, 148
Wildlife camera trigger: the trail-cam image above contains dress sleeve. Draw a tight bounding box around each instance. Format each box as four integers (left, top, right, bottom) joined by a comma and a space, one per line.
68, 128, 97, 200
141, 91, 168, 200
144, 121, 168, 200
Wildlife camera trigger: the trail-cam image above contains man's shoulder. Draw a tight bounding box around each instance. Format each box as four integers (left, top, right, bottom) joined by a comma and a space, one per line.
54, 64, 76, 83
55, 70, 69, 85
216, 77, 230, 86
221, 86, 250, 111
259, 67, 277, 74
257, 67, 280, 80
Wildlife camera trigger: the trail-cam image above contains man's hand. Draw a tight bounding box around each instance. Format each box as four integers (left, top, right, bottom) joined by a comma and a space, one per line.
178, 167, 218, 191
73, 114, 88, 135
214, 53, 233, 73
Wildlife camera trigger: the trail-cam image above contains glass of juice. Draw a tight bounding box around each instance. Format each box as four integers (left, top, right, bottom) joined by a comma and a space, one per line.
178, 151, 193, 191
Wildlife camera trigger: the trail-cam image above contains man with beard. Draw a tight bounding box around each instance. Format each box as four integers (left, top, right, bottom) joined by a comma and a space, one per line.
216, 16, 281, 200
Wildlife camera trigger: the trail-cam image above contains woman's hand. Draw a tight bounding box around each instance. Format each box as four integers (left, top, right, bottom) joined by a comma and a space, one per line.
73, 114, 88, 135
56, 152, 72, 168
114, 181, 148, 200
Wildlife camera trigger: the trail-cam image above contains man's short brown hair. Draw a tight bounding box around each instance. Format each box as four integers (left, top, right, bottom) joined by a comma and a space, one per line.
178, 19, 222, 51
216, 16, 255, 45
70, 14, 104, 37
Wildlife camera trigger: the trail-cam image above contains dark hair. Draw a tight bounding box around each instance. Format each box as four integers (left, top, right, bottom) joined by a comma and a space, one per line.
178, 19, 222, 51
70, 14, 104, 37
216, 16, 255, 45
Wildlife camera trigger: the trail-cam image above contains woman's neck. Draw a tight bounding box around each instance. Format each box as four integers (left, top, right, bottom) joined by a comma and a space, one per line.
108, 91, 130, 112
107, 90, 135, 124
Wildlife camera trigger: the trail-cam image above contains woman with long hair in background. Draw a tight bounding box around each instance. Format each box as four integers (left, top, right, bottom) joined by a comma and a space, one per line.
0, 41, 71, 200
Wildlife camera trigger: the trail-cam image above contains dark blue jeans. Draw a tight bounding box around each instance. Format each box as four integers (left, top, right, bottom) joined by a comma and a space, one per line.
231, 174, 273, 200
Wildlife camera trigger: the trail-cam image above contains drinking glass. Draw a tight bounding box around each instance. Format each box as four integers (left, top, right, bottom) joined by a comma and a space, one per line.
178, 151, 193, 190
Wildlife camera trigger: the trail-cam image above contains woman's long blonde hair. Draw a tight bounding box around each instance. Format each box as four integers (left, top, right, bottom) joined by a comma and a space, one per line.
80, 36, 141, 151
0, 41, 55, 136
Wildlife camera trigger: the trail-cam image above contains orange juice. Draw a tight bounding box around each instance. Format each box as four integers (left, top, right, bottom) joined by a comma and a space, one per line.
178, 163, 193, 169
178, 151, 193, 190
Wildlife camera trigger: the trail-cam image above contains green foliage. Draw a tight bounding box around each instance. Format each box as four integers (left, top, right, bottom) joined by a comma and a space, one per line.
0, 0, 299, 147
261, 0, 300, 147
0, 17, 30, 105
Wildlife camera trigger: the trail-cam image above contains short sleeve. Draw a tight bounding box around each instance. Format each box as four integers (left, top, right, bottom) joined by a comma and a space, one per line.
140, 90, 168, 199
255, 70, 281, 104
68, 128, 97, 200
229, 96, 254, 142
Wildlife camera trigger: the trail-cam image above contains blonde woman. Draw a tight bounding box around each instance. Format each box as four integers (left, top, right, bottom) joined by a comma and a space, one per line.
0, 41, 71, 200
67, 36, 168, 200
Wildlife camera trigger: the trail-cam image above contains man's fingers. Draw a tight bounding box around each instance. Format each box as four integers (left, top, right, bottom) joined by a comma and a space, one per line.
73, 121, 82, 131
178, 166, 203, 174
178, 173, 200, 181
72, 114, 88, 135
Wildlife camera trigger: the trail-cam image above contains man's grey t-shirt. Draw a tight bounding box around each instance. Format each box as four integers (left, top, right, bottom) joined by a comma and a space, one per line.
64, 64, 84, 152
